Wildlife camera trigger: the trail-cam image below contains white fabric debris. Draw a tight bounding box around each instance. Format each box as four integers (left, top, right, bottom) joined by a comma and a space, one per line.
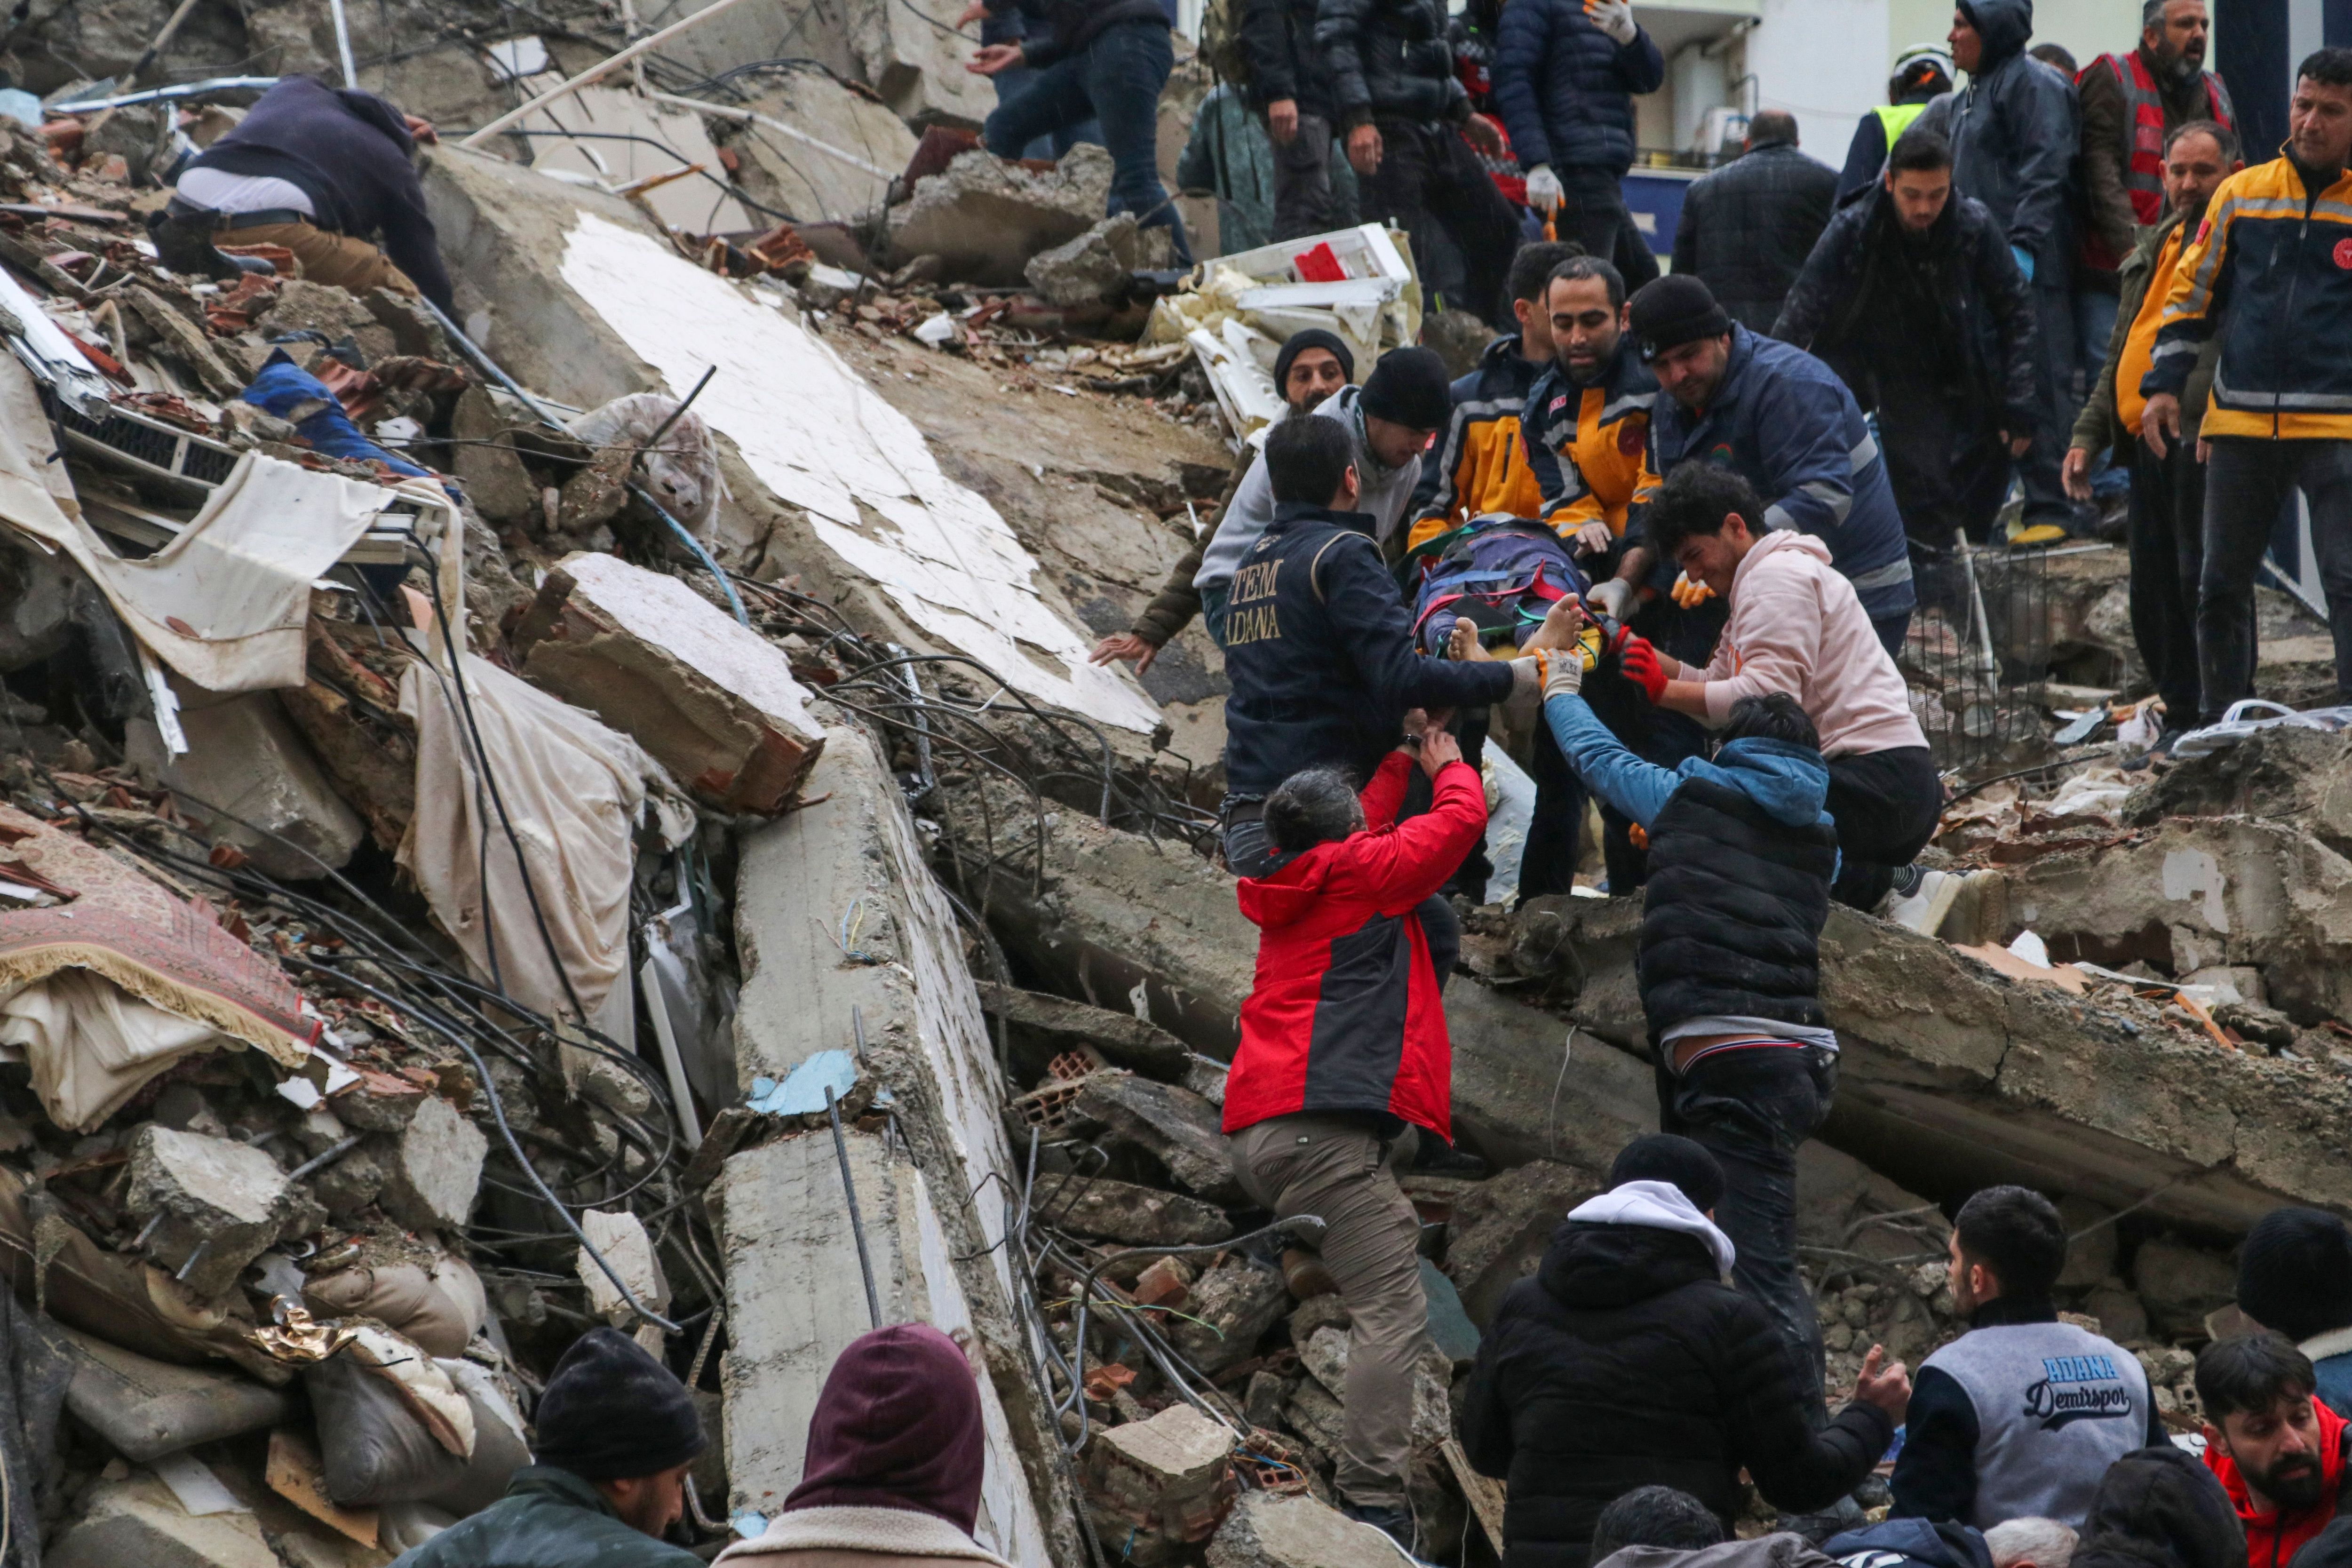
0, 968, 234, 1131
397, 653, 692, 1052
557, 213, 1161, 734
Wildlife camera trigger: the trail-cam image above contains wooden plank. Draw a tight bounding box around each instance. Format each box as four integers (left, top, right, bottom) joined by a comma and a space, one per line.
1442, 1437, 1508, 1556
266, 1428, 378, 1546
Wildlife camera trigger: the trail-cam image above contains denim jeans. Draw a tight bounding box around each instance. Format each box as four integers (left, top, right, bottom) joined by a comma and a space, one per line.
2197, 437, 2352, 722
2018, 281, 2077, 529
983, 20, 1190, 262
2073, 287, 2129, 501
1657, 1043, 1839, 1414
1223, 805, 1458, 987
989, 62, 1103, 158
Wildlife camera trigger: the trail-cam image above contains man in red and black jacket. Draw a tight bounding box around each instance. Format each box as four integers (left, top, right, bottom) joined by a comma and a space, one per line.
1223, 722, 1486, 1552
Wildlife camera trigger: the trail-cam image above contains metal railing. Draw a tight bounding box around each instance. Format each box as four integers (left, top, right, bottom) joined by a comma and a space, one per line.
1900, 540, 2053, 779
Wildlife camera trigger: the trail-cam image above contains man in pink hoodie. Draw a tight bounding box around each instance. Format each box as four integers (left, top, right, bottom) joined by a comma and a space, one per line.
1613, 462, 1941, 913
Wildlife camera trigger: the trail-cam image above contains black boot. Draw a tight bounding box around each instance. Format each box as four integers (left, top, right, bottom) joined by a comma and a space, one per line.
147, 210, 247, 282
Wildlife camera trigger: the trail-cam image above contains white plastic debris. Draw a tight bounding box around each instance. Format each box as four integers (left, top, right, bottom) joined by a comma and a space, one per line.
911, 312, 956, 348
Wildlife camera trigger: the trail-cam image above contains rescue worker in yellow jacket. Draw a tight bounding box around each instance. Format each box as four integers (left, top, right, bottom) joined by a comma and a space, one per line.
2065, 118, 2241, 750
2142, 48, 2352, 724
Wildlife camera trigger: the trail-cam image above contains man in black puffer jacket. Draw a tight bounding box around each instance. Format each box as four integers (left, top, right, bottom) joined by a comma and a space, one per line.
1316, 0, 1521, 323
1491, 0, 1664, 283
1774, 126, 2039, 549
1461, 1137, 1910, 1568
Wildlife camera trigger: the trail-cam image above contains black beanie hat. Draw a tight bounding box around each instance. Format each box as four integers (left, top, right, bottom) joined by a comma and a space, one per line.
534, 1327, 707, 1481
2239, 1207, 2352, 1343
1627, 274, 1733, 362
1271, 329, 1356, 405
1608, 1134, 1726, 1212
1359, 346, 1453, 432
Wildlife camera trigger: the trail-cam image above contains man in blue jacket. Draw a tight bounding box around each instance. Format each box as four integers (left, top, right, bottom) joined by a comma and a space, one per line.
1920, 0, 2081, 541
1628, 273, 1917, 648
1490, 0, 1665, 285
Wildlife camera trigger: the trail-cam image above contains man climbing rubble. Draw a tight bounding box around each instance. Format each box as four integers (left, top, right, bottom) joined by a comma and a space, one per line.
2196, 1334, 2352, 1568
1892, 1186, 2163, 1529
1457, 592, 1842, 1410
150, 74, 455, 312
1461, 1136, 1911, 1566
1221, 702, 1487, 1550
1091, 328, 1353, 671
390, 1327, 706, 1568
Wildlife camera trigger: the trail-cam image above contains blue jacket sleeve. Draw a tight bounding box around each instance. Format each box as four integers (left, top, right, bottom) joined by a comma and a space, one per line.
1999, 62, 2080, 265
1614, 29, 1664, 94
1750, 369, 1860, 539
1490, 0, 1552, 170
1318, 533, 1517, 712
1889, 1364, 1981, 1524
1837, 114, 1886, 199
1543, 692, 1679, 827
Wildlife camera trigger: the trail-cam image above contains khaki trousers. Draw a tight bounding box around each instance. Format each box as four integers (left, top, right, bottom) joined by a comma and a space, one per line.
224, 221, 419, 299
1228, 1113, 1431, 1508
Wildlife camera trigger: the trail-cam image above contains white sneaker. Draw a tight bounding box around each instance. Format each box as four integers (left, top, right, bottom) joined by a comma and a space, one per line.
1881, 867, 1963, 936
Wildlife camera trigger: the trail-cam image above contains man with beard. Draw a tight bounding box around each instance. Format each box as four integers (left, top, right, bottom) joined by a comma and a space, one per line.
2195, 1334, 2350, 1568
2063, 120, 2240, 750
2071, 0, 2233, 524
1774, 126, 2039, 552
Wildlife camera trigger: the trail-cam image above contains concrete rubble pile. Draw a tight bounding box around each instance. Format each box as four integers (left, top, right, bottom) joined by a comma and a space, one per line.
0, 15, 2344, 1568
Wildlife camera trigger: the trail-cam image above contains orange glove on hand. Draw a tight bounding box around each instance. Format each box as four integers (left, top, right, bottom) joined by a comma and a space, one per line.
1619, 636, 1669, 703
1670, 571, 1716, 609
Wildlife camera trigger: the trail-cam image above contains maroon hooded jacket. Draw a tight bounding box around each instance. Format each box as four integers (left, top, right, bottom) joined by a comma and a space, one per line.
1222, 750, 1486, 1142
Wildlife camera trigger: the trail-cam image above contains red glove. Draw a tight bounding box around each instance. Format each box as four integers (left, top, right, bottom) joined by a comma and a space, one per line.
1619, 635, 1669, 703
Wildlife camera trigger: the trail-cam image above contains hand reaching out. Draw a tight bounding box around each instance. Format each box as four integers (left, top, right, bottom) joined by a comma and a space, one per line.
1851, 1345, 1912, 1420
1089, 631, 1160, 673
1419, 729, 1463, 778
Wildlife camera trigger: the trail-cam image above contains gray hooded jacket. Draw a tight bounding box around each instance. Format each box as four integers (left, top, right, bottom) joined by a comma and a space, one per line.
1193, 385, 1422, 596
1920, 0, 2079, 278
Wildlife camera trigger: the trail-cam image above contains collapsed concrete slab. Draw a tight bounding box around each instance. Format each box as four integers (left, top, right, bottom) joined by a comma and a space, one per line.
376, 1093, 488, 1234
49, 1472, 280, 1568
512, 553, 826, 813
1026, 214, 1176, 308
422, 145, 1159, 741
128, 692, 366, 881
887, 146, 1114, 286
124, 1125, 295, 1297
974, 797, 2352, 1236
842, 0, 999, 127
729, 75, 916, 224
718, 1128, 1048, 1562
731, 720, 1079, 1559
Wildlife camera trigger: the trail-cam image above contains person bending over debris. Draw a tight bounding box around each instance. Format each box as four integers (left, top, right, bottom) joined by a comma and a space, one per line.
152, 75, 454, 312
1221, 723, 1487, 1550
1598, 1532, 1840, 1568
1460, 602, 1841, 1407
2195, 1334, 2351, 1568
1092, 328, 1353, 671
2236, 1208, 2352, 1417
1591, 1486, 1731, 1560
1460, 1137, 1910, 1568
2064, 1446, 2243, 1568
1628, 463, 1942, 919
390, 1327, 705, 1568
1891, 1186, 2162, 1529
968, 0, 1191, 263
1195, 344, 1457, 644
715, 1323, 1013, 1567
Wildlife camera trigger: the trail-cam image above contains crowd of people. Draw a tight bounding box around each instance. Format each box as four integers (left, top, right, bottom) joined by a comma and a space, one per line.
1051, 12, 2352, 1565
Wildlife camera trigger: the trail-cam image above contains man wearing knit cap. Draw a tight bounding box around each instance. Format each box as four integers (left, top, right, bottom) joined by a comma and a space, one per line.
717, 1323, 1013, 1566
2238, 1208, 2352, 1417
1194, 345, 1457, 641
392, 1327, 706, 1568
1624, 273, 1915, 648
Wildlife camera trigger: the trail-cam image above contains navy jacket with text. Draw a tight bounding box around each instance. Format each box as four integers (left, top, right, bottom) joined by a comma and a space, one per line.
1219, 501, 1514, 797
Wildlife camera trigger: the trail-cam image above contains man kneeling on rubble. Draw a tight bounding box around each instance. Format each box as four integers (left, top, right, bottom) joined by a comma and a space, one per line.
1460, 1136, 1910, 1567
391, 1327, 704, 1568
151, 75, 455, 312
1221, 719, 1487, 1551
1454, 597, 1841, 1410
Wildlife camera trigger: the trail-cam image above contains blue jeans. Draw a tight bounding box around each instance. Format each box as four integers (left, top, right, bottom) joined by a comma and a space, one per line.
983, 21, 1190, 262
989, 62, 1103, 158
2074, 287, 2129, 501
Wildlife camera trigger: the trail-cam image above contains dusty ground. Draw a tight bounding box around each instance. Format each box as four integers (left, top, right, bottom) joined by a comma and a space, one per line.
831, 328, 1237, 776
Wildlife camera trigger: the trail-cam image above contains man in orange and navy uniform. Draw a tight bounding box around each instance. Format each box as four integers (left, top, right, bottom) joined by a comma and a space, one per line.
2065, 117, 2241, 750
2141, 48, 2352, 725
1404, 239, 1584, 549
1519, 251, 1721, 892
